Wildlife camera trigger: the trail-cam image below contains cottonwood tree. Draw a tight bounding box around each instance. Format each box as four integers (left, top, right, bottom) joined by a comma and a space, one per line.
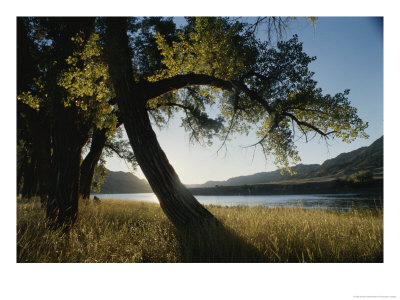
103, 17, 368, 231
17, 18, 52, 203
18, 17, 142, 227
17, 17, 178, 228
17, 17, 121, 227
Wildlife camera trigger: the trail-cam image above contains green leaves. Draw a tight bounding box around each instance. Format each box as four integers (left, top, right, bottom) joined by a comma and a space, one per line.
147, 21, 368, 172
17, 91, 43, 111
55, 32, 119, 132
149, 17, 249, 82
57, 33, 111, 110
17, 75, 48, 111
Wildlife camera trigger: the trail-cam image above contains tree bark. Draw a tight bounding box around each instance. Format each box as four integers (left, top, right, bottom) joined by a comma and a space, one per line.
21, 155, 37, 199
139, 73, 234, 100
18, 102, 52, 203
17, 155, 26, 195
43, 17, 96, 228
80, 128, 108, 199
31, 116, 52, 204
104, 18, 216, 231
46, 107, 88, 228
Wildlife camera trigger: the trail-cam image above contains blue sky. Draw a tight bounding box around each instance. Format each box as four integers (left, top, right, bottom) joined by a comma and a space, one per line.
106, 17, 383, 184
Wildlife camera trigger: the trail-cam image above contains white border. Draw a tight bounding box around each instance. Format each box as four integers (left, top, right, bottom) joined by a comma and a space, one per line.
2, 1, 399, 299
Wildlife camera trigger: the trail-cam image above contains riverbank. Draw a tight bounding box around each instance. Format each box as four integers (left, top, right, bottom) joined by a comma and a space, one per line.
188, 178, 384, 195
17, 198, 383, 263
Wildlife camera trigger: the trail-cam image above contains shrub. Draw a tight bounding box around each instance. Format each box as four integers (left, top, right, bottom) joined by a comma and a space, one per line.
347, 170, 373, 184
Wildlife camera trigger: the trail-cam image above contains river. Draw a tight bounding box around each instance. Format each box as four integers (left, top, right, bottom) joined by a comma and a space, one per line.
93, 192, 383, 210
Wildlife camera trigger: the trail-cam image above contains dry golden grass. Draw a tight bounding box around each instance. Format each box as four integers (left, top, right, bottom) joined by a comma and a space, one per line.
211, 205, 383, 262
17, 197, 383, 263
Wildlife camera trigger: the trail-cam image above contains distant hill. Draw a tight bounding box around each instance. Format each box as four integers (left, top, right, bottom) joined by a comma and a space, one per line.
96, 170, 152, 194
200, 164, 320, 187
97, 136, 383, 193
303, 136, 383, 178
195, 136, 383, 188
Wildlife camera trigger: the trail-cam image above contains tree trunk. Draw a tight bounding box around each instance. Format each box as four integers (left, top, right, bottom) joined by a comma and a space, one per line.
18, 102, 52, 203
46, 108, 88, 228
104, 18, 216, 231
31, 117, 52, 205
43, 18, 96, 228
17, 155, 25, 196
21, 155, 37, 199
80, 128, 108, 199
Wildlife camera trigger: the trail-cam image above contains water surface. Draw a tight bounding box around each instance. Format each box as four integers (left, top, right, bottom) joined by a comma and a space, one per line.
93, 193, 382, 210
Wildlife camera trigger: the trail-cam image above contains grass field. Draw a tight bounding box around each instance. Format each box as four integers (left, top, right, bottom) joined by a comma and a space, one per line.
17, 197, 383, 263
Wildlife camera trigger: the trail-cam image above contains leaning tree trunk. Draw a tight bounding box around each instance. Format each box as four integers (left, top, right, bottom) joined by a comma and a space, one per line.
46, 108, 88, 228
104, 18, 216, 231
80, 128, 108, 199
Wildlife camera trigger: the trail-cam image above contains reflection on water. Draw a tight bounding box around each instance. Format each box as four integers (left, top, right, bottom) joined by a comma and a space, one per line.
93, 193, 383, 210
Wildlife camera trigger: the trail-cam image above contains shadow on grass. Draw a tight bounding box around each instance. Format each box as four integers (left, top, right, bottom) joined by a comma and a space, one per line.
178, 219, 266, 263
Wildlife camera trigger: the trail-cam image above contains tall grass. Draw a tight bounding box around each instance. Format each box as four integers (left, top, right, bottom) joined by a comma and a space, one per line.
17, 198, 383, 263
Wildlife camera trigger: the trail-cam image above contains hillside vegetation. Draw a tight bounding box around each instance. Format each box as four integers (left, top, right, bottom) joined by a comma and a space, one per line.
17, 198, 383, 263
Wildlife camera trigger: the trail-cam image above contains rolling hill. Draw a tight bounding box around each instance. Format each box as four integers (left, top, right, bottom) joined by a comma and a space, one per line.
303, 136, 383, 178
96, 170, 151, 194
195, 136, 383, 188
199, 164, 320, 187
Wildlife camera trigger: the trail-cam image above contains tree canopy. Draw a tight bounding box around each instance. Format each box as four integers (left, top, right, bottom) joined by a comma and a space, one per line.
138, 17, 368, 172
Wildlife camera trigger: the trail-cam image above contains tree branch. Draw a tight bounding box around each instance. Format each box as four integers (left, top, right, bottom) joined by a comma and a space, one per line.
286, 107, 335, 118
141, 73, 337, 144
240, 70, 271, 83
184, 109, 201, 144
104, 141, 134, 162
233, 81, 274, 114
282, 112, 336, 138
147, 101, 194, 112
140, 74, 235, 101
242, 132, 269, 149
147, 101, 204, 144
216, 110, 238, 155
140, 73, 277, 118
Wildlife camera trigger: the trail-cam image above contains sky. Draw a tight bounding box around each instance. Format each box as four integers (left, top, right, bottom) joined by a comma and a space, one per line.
106, 17, 384, 185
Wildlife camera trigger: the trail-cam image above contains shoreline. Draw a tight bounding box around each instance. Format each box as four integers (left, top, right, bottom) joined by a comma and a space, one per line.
188, 179, 383, 196
92, 179, 383, 197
